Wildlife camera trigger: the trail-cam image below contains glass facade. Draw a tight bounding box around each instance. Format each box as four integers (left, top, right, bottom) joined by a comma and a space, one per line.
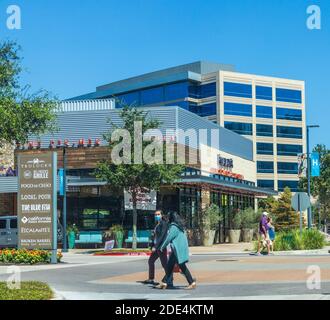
189, 103, 216, 117
224, 82, 252, 98
256, 124, 273, 137
224, 102, 252, 117
277, 162, 298, 174
224, 121, 253, 135
276, 108, 302, 121
257, 180, 274, 189
256, 106, 273, 119
164, 82, 189, 101
256, 86, 273, 100
277, 144, 302, 156
277, 126, 302, 139
257, 143, 274, 155
278, 180, 299, 192
257, 161, 274, 173
276, 88, 302, 103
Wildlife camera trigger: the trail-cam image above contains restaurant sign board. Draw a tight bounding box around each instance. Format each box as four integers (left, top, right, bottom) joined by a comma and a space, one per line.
17, 152, 57, 261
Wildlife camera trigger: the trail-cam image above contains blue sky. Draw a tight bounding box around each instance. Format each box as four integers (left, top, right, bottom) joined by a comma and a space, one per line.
0, 0, 329, 148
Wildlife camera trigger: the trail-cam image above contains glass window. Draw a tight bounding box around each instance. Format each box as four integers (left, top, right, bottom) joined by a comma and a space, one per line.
277, 162, 298, 174
277, 126, 302, 139
189, 103, 216, 116
276, 108, 302, 121
257, 143, 274, 155
116, 91, 140, 107
278, 180, 299, 192
256, 124, 273, 137
224, 82, 252, 98
256, 86, 273, 100
257, 180, 274, 189
224, 102, 252, 117
224, 121, 252, 135
257, 161, 274, 173
10, 219, 17, 229
164, 82, 189, 101
256, 106, 273, 119
276, 88, 302, 103
0, 219, 6, 229
140, 86, 164, 105
277, 144, 302, 156
200, 82, 216, 98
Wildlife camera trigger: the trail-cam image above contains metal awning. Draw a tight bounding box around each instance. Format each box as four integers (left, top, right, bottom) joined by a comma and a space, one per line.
176, 175, 277, 196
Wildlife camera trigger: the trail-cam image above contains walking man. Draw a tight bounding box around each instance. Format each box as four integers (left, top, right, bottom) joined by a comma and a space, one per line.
256, 211, 270, 255
142, 210, 172, 286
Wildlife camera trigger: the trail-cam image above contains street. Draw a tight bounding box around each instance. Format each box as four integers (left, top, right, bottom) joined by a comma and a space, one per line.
1, 252, 330, 300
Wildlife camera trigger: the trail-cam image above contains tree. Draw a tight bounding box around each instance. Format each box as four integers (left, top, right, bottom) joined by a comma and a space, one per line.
95, 105, 184, 249
0, 41, 57, 147
299, 144, 330, 224
272, 187, 300, 231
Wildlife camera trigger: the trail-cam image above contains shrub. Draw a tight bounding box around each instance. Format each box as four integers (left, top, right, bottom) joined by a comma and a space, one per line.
254, 228, 326, 252
301, 228, 327, 250
203, 204, 222, 230
241, 207, 258, 229
229, 210, 242, 229
0, 249, 63, 265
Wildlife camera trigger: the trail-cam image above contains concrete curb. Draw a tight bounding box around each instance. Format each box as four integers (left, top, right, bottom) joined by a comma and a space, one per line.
51, 289, 66, 300
191, 249, 330, 256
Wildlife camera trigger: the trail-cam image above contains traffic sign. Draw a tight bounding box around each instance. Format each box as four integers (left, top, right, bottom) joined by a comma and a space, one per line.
291, 192, 311, 212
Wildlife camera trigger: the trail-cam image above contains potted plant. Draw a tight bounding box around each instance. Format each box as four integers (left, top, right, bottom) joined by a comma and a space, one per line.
241, 207, 257, 242
110, 224, 124, 249
202, 204, 222, 246
67, 224, 79, 249
229, 209, 242, 243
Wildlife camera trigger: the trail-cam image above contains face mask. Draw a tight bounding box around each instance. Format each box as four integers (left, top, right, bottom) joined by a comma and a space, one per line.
155, 216, 161, 222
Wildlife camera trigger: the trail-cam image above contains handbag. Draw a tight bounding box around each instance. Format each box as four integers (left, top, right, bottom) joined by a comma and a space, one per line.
173, 263, 181, 273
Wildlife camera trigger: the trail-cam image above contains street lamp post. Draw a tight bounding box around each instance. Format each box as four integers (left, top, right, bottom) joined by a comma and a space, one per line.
306, 124, 320, 229
62, 146, 68, 252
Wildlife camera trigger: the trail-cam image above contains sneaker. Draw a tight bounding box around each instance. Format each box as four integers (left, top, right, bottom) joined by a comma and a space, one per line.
154, 282, 167, 290
185, 282, 196, 290
142, 279, 156, 285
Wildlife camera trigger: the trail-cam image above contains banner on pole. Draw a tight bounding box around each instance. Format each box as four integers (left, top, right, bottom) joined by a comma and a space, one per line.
311, 152, 320, 177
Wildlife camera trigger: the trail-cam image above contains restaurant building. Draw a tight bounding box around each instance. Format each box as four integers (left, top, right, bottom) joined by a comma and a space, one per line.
0, 99, 276, 243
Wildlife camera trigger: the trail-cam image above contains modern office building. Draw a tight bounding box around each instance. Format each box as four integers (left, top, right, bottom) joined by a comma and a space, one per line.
71, 61, 306, 192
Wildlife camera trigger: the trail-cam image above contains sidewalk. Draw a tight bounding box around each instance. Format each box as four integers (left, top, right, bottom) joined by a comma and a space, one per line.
65, 244, 330, 256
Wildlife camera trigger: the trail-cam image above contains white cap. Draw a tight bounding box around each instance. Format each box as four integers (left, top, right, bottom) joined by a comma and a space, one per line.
262, 211, 269, 216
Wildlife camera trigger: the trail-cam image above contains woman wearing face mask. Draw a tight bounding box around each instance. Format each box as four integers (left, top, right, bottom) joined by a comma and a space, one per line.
142, 210, 172, 286
156, 211, 196, 290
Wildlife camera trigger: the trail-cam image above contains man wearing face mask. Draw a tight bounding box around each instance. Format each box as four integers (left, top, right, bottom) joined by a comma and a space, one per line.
142, 210, 172, 286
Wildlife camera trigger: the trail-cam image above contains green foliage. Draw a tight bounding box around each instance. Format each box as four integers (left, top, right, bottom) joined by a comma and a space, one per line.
300, 144, 330, 223
66, 224, 79, 235
0, 41, 58, 146
0, 249, 63, 265
254, 229, 326, 252
301, 228, 327, 250
203, 204, 222, 230
241, 207, 258, 229
229, 209, 242, 229
0, 281, 53, 300
271, 187, 300, 232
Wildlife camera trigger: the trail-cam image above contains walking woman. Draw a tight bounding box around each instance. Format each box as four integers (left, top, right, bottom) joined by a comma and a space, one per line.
156, 211, 196, 290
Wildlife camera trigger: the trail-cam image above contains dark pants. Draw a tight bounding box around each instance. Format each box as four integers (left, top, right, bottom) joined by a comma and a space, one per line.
148, 249, 171, 283
162, 252, 194, 285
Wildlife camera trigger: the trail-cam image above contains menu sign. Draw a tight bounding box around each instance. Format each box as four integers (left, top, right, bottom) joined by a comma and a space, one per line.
17, 152, 57, 250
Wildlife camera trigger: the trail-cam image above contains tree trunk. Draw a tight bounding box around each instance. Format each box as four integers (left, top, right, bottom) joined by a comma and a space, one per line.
132, 194, 138, 250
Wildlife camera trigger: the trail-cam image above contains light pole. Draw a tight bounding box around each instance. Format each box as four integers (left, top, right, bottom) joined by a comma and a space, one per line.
306, 124, 320, 229
62, 146, 68, 252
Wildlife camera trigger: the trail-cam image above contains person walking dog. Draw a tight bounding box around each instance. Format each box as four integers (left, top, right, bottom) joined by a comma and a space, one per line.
142, 210, 172, 285
155, 211, 196, 290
